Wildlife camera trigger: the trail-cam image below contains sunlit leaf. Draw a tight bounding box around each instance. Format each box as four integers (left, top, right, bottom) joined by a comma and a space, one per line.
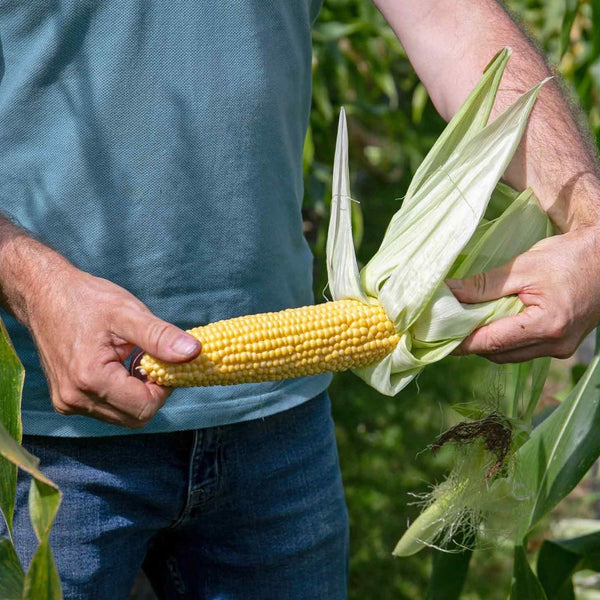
0, 536, 24, 599
0, 316, 62, 597
22, 539, 62, 600
513, 351, 600, 541
0, 317, 24, 535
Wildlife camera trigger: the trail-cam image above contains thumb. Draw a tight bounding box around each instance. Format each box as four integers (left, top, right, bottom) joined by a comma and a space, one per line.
446, 259, 525, 304
117, 309, 201, 363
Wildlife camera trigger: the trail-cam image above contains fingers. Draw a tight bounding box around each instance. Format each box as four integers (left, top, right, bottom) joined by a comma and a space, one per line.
115, 308, 201, 363
445, 235, 589, 362
453, 304, 579, 363
53, 362, 171, 429
446, 258, 526, 304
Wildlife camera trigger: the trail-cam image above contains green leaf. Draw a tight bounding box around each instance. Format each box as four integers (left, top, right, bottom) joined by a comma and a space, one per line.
592, 0, 600, 60
560, 0, 579, 58
28, 480, 61, 542
0, 314, 62, 598
0, 423, 63, 597
511, 546, 548, 600
426, 546, 472, 600
512, 352, 600, 540
412, 83, 429, 125
303, 125, 315, 176
0, 536, 24, 599
312, 21, 371, 43
22, 539, 62, 600
0, 317, 25, 535
537, 539, 581, 599
524, 358, 552, 421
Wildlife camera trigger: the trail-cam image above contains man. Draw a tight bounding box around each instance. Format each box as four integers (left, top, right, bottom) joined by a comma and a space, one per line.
0, 1, 598, 598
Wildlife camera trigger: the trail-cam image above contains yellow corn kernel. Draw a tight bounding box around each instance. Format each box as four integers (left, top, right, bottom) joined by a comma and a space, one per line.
138, 299, 399, 387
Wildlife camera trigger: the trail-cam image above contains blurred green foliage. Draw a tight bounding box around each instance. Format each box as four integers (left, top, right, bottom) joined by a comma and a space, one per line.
305, 1, 600, 598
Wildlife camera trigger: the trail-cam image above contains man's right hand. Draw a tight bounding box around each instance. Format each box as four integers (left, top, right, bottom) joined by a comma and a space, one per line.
0, 224, 200, 428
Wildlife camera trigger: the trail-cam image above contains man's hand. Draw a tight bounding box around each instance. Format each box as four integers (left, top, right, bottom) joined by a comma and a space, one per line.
447, 226, 600, 363
0, 222, 202, 430
23, 265, 201, 428
371, 0, 600, 361
24, 265, 200, 428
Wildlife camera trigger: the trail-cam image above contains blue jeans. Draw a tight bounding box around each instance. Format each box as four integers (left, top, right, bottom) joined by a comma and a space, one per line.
8, 392, 348, 599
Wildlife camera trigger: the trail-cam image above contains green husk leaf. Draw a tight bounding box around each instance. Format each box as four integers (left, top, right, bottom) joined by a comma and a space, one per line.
327, 108, 369, 304
403, 48, 511, 210
366, 81, 545, 330
327, 49, 551, 397
355, 185, 550, 395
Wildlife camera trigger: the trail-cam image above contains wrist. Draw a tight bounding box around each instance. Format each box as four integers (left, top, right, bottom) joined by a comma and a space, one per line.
0, 221, 75, 327
555, 171, 600, 232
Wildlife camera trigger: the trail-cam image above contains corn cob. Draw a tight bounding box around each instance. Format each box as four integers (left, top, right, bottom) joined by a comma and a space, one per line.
138, 299, 399, 387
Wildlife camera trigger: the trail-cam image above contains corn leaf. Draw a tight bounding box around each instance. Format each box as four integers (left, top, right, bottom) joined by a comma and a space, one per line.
0, 421, 63, 598
560, 0, 580, 58
534, 531, 600, 599
0, 318, 24, 536
511, 545, 548, 600
22, 538, 62, 600
356, 185, 549, 396
413, 189, 549, 348
512, 348, 600, 542
0, 315, 62, 598
0, 536, 24, 599
426, 545, 472, 600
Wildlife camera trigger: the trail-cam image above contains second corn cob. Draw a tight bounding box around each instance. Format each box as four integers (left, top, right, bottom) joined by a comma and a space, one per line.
139, 299, 399, 387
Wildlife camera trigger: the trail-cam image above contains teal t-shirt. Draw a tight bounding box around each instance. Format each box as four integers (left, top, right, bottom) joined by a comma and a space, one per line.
0, 0, 331, 436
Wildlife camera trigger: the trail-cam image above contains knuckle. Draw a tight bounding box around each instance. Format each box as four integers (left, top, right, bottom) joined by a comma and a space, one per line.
54, 390, 88, 414
485, 354, 509, 365
147, 321, 172, 350
71, 369, 96, 393
135, 400, 157, 425
125, 417, 148, 430
53, 399, 74, 416
552, 348, 574, 360
483, 332, 505, 354
545, 318, 570, 341
472, 272, 488, 297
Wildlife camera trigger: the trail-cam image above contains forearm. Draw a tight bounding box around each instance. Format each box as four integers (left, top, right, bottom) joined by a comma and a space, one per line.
373, 0, 600, 231
0, 214, 200, 427
0, 217, 74, 327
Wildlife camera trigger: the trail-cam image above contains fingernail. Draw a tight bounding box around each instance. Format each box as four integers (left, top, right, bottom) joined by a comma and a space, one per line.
446, 278, 463, 290
171, 335, 201, 357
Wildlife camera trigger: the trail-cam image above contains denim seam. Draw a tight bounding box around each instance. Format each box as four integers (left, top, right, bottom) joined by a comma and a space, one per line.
169, 429, 200, 530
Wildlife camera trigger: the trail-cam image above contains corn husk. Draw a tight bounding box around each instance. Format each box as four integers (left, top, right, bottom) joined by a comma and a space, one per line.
327, 48, 552, 396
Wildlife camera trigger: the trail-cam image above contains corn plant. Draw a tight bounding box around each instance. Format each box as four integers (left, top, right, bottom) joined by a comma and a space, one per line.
0, 322, 62, 600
